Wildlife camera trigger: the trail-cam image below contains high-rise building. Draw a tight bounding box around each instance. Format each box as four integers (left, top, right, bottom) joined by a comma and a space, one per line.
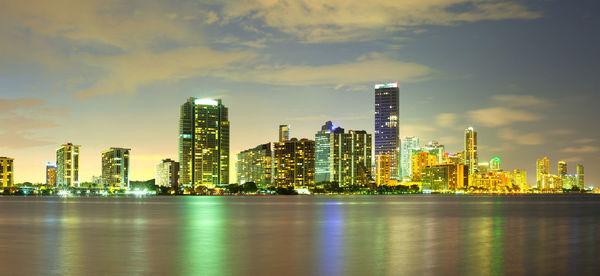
314, 122, 372, 187
0, 157, 14, 187
102, 147, 130, 189
558, 161, 567, 178
375, 82, 400, 179
400, 136, 419, 178
279, 125, 290, 142
490, 157, 501, 171
464, 127, 478, 175
576, 164, 584, 189
46, 162, 57, 186
155, 159, 180, 189
375, 155, 391, 186
411, 152, 437, 180
273, 138, 315, 187
236, 143, 272, 187
536, 157, 550, 189
422, 163, 466, 191
513, 169, 527, 187
179, 98, 230, 188
56, 143, 80, 187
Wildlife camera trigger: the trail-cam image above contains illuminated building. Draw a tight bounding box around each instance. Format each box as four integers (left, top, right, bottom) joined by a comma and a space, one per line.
273, 138, 315, 187
546, 175, 563, 191
444, 152, 464, 164
558, 161, 567, 178
513, 169, 527, 187
102, 147, 130, 189
536, 157, 549, 189
411, 152, 437, 181
56, 143, 80, 187
562, 175, 576, 190
155, 159, 180, 188
179, 98, 230, 188
314, 122, 372, 187
422, 163, 466, 191
279, 125, 290, 142
0, 157, 14, 187
236, 143, 272, 187
490, 157, 501, 171
470, 171, 511, 191
375, 82, 400, 179
400, 136, 419, 178
425, 141, 445, 162
478, 162, 490, 174
464, 127, 478, 175
376, 155, 391, 186
576, 164, 584, 189
46, 162, 57, 186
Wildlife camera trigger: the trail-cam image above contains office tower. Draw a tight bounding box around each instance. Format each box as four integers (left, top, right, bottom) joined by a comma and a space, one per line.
513, 169, 527, 187
375, 82, 400, 179
273, 138, 315, 187
102, 147, 130, 189
236, 143, 272, 187
490, 157, 501, 171
315, 122, 372, 187
155, 159, 180, 188
46, 162, 57, 186
315, 121, 334, 184
536, 157, 549, 189
0, 157, 14, 187
464, 127, 478, 175
179, 98, 230, 188
376, 155, 391, 186
56, 143, 80, 187
279, 125, 290, 142
422, 163, 466, 191
400, 136, 420, 178
576, 164, 584, 189
411, 152, 437, 180
558, 161, 567, 178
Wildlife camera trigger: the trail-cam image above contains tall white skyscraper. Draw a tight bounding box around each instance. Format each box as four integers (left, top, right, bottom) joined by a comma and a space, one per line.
400, 136, 419, 178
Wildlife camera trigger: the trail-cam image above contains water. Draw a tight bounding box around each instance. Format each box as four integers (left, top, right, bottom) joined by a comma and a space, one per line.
0, 195, 599, 275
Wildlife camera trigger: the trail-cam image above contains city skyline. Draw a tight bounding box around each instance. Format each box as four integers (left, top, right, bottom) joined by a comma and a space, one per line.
1, 0, 599, 186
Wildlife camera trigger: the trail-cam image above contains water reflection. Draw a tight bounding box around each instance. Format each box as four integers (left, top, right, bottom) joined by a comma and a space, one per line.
0, 196, 599, 275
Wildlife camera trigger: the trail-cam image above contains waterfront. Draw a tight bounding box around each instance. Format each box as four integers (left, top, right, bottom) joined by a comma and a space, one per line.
0, 195, 599, 275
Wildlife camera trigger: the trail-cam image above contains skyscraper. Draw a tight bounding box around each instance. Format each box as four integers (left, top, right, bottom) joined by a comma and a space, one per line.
411, 152, 437, 180
536, 157, 550, 189
375, 82, 400, 179
315, 121, 334, 184
155, 159, 179, 189
513, 169, 527, 187
46, 162, 57, 186
102, 147, 130, 189
279, 125, 290, 142
464, 127, 478, 175
273, 138, 315, 187
576, 164, 584, 189
490, 157, 501, 171
0, 157, 14, 187
56, 143, 80, 187
558, 161, 567, 178
400, 136, 419, 178
236, 143, 273, 187
179, 98, 230, 188
375, 155, 391, 186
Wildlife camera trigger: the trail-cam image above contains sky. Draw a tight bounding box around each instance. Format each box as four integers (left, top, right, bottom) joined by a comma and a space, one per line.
1, 0, 599, 186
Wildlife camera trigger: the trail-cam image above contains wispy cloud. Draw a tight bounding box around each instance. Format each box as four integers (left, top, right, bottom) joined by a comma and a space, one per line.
0, 98, 65, 148
562, 145, 600, 153
498, 128, 544, 145
467, 107, 541, 127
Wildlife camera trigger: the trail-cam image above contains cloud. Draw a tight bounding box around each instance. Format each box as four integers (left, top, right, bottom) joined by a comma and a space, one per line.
226, 53, 432, 86
562, 146, 600, 153
467, 107, 541, 127
550, 129, 573, 135
219, 0, 541, 43
0, 98, 64, 148
491, 94, 551, 107
563, 157, 583, 163
435, 113, 458, 128
498, 128, 544, 145
575, 138, 596, 144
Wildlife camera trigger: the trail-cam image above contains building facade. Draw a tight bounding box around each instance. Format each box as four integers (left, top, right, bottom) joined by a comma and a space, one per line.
236, 143, 272, 187
375, 155, 391, 186
464, 127, 478, 175
375, 82, 400, 179
273, 138, 315, 187
576, 164, 584, 189
155, 159, 180, 189
536, 157, 549, 189
411, 152, 437, 181
0, 157, 14, 187
315, 121, 334, 184
102, 147, 130, 189
56, 143, 80, 187
46, 162, 57, 186
179, 98, 230, 188
400, 136, 420, 178
279, 125, 290, 142
422, 163, 466, 191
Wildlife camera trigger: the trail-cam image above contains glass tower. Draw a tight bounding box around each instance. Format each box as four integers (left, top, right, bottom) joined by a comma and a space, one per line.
315, 121, 334, 184
400, 136, 419, 178
179, 98, 230, 188
374, 82, 400, 179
